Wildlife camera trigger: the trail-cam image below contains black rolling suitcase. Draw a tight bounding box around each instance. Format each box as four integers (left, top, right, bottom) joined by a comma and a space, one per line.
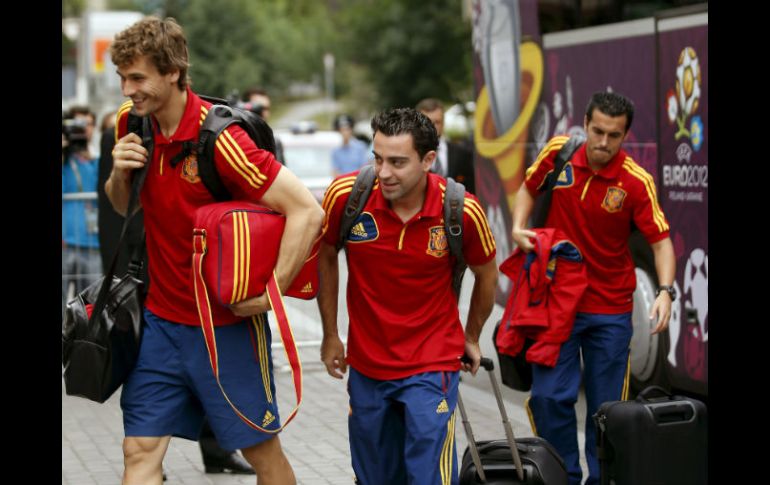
594, 386, 707, 485
457, 357, 568, 485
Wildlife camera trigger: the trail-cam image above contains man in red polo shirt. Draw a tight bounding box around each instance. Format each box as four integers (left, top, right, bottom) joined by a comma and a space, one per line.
317, 108, 498, 484
511, 91, 676, 485
105, 17, 323, 485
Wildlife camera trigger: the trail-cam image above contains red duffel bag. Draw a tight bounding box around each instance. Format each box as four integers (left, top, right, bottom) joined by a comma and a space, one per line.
192, 201, 320, 433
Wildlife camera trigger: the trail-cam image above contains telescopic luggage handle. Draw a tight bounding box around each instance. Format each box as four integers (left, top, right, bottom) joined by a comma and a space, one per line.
458, 356, 525, 482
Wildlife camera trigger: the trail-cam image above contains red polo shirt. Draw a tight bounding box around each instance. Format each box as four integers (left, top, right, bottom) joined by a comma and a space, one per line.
115, 88, 282, 325
322, 172, 496, 380
524, 135, 669, 314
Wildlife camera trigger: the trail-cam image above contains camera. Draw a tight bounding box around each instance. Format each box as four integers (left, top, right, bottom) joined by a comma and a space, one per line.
233, 100, 266, 118
62, 118, 89, 154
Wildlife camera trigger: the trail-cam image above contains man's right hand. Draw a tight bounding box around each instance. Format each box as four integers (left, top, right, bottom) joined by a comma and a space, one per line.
111, 132, 149, 177
320, 335, 347, 379
511, 227, 537, 252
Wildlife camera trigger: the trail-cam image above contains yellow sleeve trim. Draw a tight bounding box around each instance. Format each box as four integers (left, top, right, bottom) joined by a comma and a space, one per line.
622, 159, 669, 233
115, 100, 134, 142
463, 198, 496, 257
526, 136, 569, 181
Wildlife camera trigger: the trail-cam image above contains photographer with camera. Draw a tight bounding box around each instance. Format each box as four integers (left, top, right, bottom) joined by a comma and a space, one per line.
62, 106, 101, 317
241, 87, 285, 164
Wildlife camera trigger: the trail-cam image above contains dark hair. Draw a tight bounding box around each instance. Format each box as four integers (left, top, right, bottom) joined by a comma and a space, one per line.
371, 108, 438, 159
333, 114, 355, 131
110, 17, 190, 90
243, 87, 268, 102
66, 105, 95, 124
415, 98, 444, 113
585, 91, 635, 131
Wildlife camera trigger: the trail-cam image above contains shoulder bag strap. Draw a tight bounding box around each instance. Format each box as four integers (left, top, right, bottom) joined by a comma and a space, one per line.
88, 116, 153, 326
336, 164, 376, 252
531, 134, 585, 228
192, 230, 302, 433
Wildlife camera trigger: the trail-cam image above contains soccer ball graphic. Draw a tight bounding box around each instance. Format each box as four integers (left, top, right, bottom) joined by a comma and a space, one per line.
675, 47, 701, 118
683, 248, 708, 342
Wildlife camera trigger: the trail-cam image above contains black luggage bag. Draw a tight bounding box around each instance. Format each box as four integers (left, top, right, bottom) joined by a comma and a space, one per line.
457, 357, 567, 485
594, 386, 707, 485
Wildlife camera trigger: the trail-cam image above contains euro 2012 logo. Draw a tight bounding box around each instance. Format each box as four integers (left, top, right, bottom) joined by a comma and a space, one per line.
666, 47, 703, 151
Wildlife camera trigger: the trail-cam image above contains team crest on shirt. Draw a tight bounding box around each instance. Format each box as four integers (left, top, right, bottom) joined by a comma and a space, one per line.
426, 226, 449, 258
602, 187, 627, 213
180, 153, 201, 183
347, 212, 379, 243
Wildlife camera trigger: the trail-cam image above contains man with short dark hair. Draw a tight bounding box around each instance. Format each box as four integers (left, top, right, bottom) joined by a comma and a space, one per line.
331, 113, 369, 176
416, 97, 476, 194
511, 91, 676, 485
106, 17, 323, 484
318, 107, 498, 484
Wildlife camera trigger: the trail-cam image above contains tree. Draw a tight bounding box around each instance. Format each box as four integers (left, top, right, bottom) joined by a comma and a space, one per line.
336, 0, 472, 109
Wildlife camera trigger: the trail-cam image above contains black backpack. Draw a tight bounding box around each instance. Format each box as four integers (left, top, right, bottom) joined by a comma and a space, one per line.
336, 165, 468, 299
127, 94, 277, 202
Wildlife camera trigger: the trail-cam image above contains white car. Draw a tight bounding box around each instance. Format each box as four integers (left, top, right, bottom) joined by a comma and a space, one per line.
275, 128, 342, 202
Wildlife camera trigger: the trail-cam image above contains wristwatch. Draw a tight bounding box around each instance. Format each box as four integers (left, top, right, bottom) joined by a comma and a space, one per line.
656, 285, 677, 301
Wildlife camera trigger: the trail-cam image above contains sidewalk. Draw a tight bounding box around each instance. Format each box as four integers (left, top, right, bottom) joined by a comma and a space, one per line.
62, 364, 534, 485
62, 314, 536, 485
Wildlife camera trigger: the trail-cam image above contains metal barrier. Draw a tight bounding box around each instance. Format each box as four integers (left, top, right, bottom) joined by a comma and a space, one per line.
62, 192, 102, 310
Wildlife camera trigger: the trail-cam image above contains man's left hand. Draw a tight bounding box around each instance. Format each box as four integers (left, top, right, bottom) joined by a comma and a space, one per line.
231, 293, 272, 317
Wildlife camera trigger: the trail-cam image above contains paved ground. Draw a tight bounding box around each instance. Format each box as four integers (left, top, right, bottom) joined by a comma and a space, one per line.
63, 263, 589, 484
62, 350, 538, 485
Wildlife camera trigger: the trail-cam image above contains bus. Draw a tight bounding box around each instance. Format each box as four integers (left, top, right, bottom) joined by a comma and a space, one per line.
471, 0, 708, 398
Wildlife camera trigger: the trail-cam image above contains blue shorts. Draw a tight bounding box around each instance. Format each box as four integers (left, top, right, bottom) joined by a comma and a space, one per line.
348, 368, 459, 485
120, 309, 281, 451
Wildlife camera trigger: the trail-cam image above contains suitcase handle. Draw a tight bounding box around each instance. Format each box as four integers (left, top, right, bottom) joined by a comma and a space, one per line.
636, 385, 673, 401
458, 354, 525, 482
461, 354, 494, 371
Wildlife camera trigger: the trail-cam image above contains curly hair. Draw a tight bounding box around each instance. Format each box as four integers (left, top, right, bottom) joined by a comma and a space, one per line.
371, 108, 438, 159
109, 16, 190, 90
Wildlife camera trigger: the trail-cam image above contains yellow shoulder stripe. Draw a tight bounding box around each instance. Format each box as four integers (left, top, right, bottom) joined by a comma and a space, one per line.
115, 101, 134, 142
622, 159, 669, 232
527, 136, 569, 181
463, 199, 496, 256
222, 129, 268, 182
321, 186, 353, 233
322, 177, 356, 212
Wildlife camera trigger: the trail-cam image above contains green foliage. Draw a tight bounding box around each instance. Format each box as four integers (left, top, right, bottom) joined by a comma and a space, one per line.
63, 0, 86, 17
97, 0, 473, 110
62, 32, 76, 67
335, 0, 472, 109
177, 0, 336, 99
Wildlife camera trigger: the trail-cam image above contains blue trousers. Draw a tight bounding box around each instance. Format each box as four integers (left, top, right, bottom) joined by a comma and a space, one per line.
529, 312, 631, 485
348, 368, 459, 485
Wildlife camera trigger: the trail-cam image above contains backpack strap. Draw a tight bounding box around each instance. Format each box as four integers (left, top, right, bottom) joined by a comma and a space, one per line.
196, 100, 278, 202
444, 177, 466, 300
532, 134, 585, 228
336, 164, 376, 252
